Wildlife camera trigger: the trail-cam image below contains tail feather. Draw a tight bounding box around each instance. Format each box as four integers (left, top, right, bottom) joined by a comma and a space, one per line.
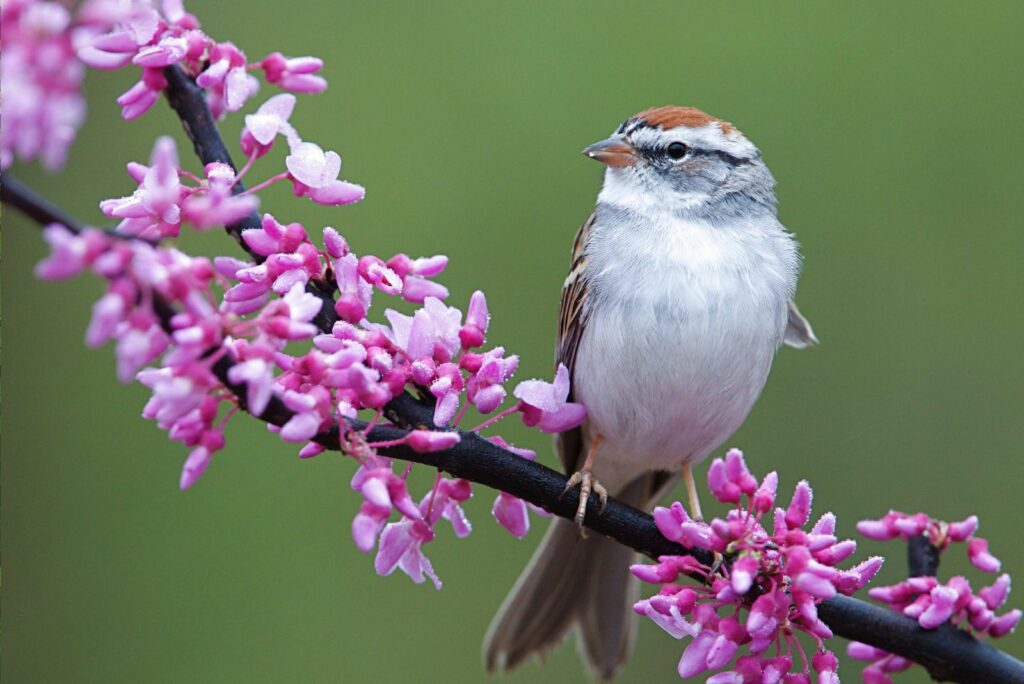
483, 472, 674, 680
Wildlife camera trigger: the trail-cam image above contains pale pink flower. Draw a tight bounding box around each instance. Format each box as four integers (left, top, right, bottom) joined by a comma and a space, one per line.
240, 93, 300, 158
100, 136, 184, 238
35, 224, 110, 280
180, 162, 259, 229
285, 140, 364, 205
0, 0, 87, 170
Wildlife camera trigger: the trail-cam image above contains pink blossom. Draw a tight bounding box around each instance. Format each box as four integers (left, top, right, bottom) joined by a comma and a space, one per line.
968, 537, 1002, 573
259, 51, 327, 93
465, 347, 518, 414
386, 253, 450, 303
241, 93, 300, 158
406, 430, 461, 453
513, 363, 587, 433
226, 358, 274, 416
458, 290, 489, 349
116, 67, 168, 120
257, 283, 322, 341
422, 477, 472, 538
285, 140, 365, 206
35, 224, 110, 280
100, 136, 184, 238
180, 162, 259, 229
634, 457, 882, 682
374, 519, 441, 589
197, 41, 259, 116
488, 436, 542, 538
1, 0, 88, 170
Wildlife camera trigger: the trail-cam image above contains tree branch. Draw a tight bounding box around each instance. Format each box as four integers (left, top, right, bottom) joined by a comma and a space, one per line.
161, 65, 339, 333
909, 534, 941, 578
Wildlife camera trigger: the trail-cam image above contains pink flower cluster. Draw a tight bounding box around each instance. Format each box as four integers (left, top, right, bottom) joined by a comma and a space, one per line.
37, 202, 583, 583
28, 0, 586, 590
632, 450, 883, 683
98, 93, 364, 226
99, 136, 258, 239
77, 0, 326, 120
849, 512, 1020, 682
1, 0, 89, 170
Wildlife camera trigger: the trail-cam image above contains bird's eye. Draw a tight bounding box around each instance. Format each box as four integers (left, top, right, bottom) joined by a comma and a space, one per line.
666, 142, 688, 160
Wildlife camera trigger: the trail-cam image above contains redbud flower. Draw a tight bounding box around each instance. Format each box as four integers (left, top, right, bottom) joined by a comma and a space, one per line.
634, 455, 882, 682
375, 519, 441, 589
35, 224, 110, 280
101, 136, 184, 238
513, 363, 587, 433
197, 41, 259, 116
259, 52, 327, 93
179, 162, 259, 229
285, 140, 365, 206
459, 290, 489, 349
488, 436, 544, 538
241, 93, 300, 158
1, 0, 87, 170
855, 510, 1018, 681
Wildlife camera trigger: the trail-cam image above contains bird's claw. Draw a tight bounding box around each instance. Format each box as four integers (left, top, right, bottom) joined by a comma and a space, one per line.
561, 469, 608, 528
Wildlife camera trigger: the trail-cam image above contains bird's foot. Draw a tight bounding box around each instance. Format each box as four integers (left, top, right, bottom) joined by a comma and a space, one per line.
562, 468, 608, 527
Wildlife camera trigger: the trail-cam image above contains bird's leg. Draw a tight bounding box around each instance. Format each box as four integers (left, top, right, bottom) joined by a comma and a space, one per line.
562, 434, 608, 527
683, 462, 704, 522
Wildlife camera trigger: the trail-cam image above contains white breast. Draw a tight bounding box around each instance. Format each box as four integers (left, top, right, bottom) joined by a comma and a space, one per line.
572, 209, 798, 489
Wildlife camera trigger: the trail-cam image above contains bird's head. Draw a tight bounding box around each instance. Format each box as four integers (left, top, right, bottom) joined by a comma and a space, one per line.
584, 106, 775, 217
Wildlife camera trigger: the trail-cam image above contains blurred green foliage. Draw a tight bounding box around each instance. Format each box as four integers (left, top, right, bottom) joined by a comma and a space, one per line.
3, 1, 1023, 682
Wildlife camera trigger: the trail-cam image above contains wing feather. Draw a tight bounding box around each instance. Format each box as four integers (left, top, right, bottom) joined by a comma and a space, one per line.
555, 212, 596, 473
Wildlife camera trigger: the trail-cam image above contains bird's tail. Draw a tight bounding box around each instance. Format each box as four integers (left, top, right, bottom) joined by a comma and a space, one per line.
483, 473, 667, 680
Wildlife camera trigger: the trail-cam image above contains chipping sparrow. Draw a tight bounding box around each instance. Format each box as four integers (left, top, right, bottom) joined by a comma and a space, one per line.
484, 106, 817, 679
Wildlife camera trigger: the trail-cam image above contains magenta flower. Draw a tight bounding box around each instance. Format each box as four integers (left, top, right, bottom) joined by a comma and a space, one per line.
196, 41, 259, 116
116, 67, 168, 120
465, 347, 518, 414
35, 224, 110, 280
257, 283, 322, 341
100, 136, 184, 238
633, 453, 883, 682
459, 290, 489, 349
259, 52, 327, 93
374, 519, 441, 590
853, 510, 1019, 681
422, 477, 473, 538
386, 253, 450, 303
179, 162, 259, 229
285, 140, 365, 206
0, 0, 87, 170
513, 363, 587, 433
488, 437, 543, 538
226, 358, 275, 416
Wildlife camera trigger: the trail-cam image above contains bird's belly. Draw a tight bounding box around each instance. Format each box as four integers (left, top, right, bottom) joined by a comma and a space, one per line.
573, 286, 784, 484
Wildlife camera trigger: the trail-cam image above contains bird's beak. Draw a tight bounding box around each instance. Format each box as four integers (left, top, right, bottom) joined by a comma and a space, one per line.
582, 136, 637, 168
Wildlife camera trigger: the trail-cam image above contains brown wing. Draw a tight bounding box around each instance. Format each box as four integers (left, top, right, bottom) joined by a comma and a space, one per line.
556, 212, 596, 383
554, 212, 596, 473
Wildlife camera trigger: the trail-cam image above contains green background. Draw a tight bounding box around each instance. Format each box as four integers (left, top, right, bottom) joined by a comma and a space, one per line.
4, 1, 1023, 682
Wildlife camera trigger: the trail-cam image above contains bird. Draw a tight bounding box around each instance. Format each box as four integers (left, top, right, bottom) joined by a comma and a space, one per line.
483, 105, 817, 680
